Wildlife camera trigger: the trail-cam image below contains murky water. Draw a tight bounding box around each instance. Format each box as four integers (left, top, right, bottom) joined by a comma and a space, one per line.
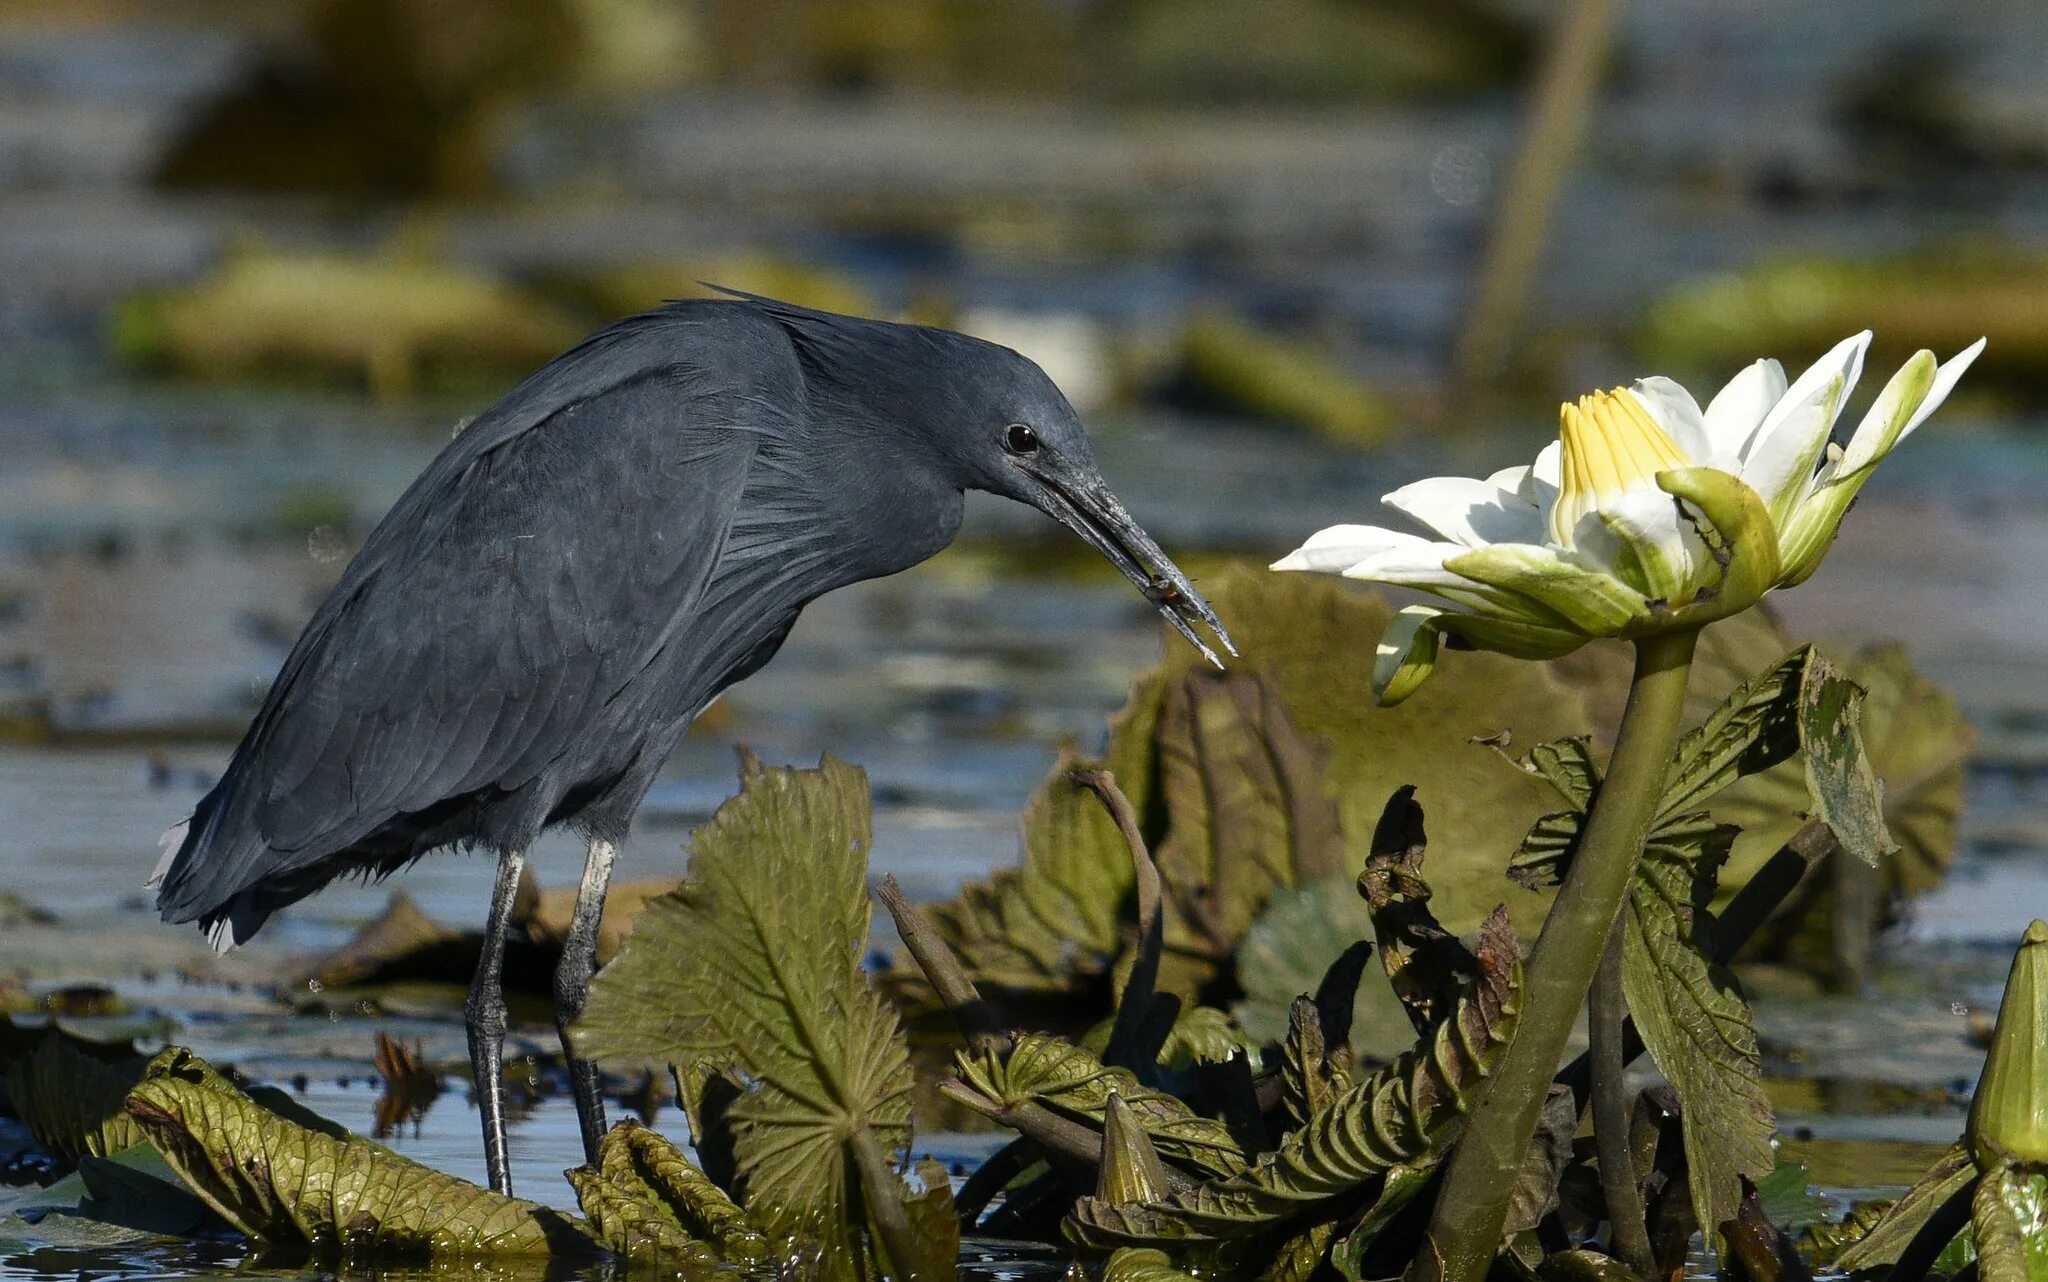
1, 3, 2046, 1277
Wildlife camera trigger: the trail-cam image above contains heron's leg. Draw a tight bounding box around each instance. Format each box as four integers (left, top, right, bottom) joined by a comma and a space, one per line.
554, 836, 617, 1165
466, 844, 526, 1196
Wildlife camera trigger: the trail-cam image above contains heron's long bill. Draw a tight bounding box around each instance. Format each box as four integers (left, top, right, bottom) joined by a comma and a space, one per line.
1026, 470, 1236, 667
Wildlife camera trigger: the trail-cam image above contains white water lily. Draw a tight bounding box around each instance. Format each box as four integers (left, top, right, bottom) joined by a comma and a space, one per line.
1276, 331, 1985, 704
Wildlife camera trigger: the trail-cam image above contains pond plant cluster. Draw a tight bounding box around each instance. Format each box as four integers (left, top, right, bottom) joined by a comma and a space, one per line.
0, 340, 2039, 1282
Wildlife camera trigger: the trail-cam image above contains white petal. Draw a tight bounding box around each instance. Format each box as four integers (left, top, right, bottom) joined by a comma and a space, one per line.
1531, 439, 1562, 490
1892, 336, 1985, 449
1342, 539, 1568, 626
1272, 524, 1427, 573
1703, 358, 1786, 461
1593, 486, 1716, 603
1338, 539, 1470, 591
1383, 476, 1545, 548
1629, 376, 1710, 461
1740, 331, 1871, 522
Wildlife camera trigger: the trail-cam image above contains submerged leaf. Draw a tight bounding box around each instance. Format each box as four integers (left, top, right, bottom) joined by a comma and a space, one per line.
1067, 909, 1522, 1247
125, 1071, 590, 1261
573, 758, 921, 1266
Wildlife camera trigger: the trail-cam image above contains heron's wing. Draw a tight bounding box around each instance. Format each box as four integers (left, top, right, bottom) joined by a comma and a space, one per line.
203, 364, 778, 882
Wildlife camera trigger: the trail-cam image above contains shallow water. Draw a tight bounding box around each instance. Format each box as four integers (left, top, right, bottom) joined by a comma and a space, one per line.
1, 3, 2047, 1276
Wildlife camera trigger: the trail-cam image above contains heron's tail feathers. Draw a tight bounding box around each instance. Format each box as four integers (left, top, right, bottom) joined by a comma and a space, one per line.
145, 819, 188, 893
152, 792, 269, 953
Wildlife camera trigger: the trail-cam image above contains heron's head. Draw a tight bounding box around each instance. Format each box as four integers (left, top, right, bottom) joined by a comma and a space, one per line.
724, 289, 1233, 665
933, 332, 1236, 667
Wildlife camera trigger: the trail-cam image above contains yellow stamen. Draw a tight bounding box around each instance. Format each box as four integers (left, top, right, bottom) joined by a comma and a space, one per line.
1549, 387, 1691, 545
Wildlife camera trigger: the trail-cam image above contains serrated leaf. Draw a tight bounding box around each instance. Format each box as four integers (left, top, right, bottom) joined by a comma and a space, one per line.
945, 1034, 1246, 1179
1279, 998, 1345, 1136
124, 1071, 590, 1261
567, 1119, 763, 1265
1658, 646, 1892, 864
1833, 1141, 1977, 1272
572, 758, 923, 1273
1259, 1220, 1338, 1282
1155, 1006, 1246, 1071
1623, 815, 1773, 1249
1066, 909, 1521, 1247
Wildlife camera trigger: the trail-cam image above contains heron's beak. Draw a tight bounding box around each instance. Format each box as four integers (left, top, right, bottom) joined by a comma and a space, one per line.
1024, 468, 1236, 668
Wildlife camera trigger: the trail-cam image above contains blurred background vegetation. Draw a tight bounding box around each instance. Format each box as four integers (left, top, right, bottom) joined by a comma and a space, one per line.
0, 0, 2043, 926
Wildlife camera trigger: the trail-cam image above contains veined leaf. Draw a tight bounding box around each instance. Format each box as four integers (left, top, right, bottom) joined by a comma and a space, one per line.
1149, 667, 1346, 993
907, 750, 1135, 997
124, 1070, 590, 1261
1657, 646, 1892, 864
1279, 998, 1346, 1136
913, 566, 1586, 1020
945, 1033, 1247, 1179
566, 1119, 764, 1265
1156, 1005, 1248, 1071
1723, 643, 1972, 973
1102, 1247, 1209, 1281
1259, 1220, 1338, 1282
1066, 908, 1522, 1248
571, 758, 921, 1273
1622, 817, 1773, 1250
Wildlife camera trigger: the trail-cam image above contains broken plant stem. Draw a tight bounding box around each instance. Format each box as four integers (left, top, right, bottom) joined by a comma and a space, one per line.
1590, 921, 1653, 1276
1416, 628, 1699, 1282
877, 874, 1005, 1053
1069, 768, 1167, 1075
849, 1127, 929, 1282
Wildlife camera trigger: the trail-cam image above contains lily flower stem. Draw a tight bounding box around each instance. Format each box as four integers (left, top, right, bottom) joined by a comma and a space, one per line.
1414, 628, 1700, 1282
1590, 920, 1654, 1276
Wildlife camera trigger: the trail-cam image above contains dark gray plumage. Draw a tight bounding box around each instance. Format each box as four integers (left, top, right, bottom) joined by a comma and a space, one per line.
150, 292, 1230, 1193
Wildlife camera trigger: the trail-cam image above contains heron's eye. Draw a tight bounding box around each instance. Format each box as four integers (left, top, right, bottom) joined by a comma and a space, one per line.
1004, 424, 1040, 456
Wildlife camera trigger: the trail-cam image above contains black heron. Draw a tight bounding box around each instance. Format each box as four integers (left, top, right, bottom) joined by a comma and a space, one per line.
150, 292, 1232, 1194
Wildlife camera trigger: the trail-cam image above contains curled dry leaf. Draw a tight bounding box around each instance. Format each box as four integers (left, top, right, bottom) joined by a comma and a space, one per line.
566, 1119, 764, 1266
1066, 908, 1522, 1248
124, 1059, 591, 1262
